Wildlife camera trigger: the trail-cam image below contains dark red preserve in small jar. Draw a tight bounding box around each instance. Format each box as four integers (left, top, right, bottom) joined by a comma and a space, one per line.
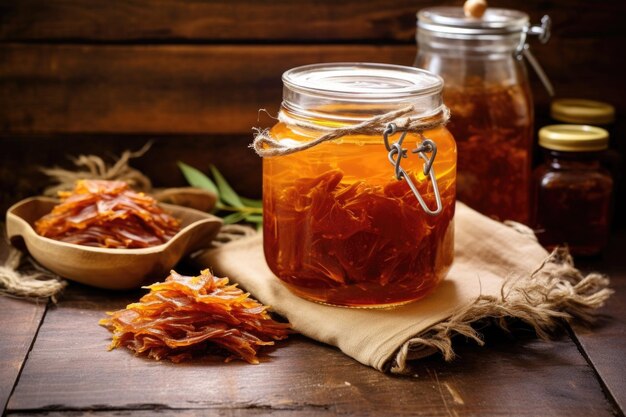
532, 125, 613, 256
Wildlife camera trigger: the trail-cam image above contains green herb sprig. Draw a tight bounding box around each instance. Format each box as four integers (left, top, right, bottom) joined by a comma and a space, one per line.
178, 162, 262, 228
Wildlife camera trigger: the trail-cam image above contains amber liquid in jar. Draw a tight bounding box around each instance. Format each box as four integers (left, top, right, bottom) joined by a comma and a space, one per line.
444, 81, 533, 223
263, 115, 457, 307
533, 150, 613, 256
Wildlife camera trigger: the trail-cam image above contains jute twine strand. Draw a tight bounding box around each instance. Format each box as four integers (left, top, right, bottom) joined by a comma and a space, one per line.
0, 234, 67, 303
251, 105, 451, 157
42, 142, 154, 196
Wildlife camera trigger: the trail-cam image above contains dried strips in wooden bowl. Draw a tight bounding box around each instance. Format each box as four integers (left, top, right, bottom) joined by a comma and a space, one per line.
35, 179, 181, 248
99, 269, 291, 364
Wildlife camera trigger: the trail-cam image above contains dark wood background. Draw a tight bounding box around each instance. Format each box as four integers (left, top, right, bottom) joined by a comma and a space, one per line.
1, 3, 626, 416
1, 0, 625, 214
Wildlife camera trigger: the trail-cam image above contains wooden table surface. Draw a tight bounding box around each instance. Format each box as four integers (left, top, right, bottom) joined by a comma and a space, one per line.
1, 233, 624, 417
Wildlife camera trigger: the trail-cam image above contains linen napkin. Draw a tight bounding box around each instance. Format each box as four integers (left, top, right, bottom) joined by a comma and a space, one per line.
195, 202, 612, 373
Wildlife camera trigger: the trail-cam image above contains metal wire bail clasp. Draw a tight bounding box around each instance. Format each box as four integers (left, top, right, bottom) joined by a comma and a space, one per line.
516, 15, 554, 96
383, 123, 442, 216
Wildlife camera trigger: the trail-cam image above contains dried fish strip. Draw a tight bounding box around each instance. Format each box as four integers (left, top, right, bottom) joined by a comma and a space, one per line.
35, 179, 180, 248
99, 270, 291, 364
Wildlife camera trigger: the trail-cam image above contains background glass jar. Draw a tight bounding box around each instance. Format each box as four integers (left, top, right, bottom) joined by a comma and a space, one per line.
550, 98, 623, 226
262, 63, 457, 308
532, 125, 613, 256
415, 7, 550, 224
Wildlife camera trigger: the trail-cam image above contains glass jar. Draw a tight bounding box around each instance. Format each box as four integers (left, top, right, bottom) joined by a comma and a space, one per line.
415, 7, 550, 224
262, 63, 457, 308
550, 98, 623, 226
532, 125, 613, 256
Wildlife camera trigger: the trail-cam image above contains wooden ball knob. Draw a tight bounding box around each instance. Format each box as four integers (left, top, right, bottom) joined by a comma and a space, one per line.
464, 0, 488, 18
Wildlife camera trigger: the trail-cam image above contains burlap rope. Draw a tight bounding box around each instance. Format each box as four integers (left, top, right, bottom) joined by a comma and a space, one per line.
41, 142, 154, 196
0, 230, 66, 303
250, 105, 451, 157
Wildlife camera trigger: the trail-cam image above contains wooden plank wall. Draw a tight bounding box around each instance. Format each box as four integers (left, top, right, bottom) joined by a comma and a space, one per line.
1, 0, 625, 212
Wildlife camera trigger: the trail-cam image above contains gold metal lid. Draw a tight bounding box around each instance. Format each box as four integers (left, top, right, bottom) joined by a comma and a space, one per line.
539, 124, 609, 152
550, 98, 615, 125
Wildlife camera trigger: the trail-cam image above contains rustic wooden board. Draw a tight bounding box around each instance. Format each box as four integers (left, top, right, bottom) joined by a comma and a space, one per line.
570, 232, 626, 415
0, 44, 415, 135
0, 298, 46, 414
7, 283, 617, 416
1, 1, 624, 414
8, 412, 327, 417
0, 240, 48, 413
0, 0, 623, 41
1, 39, 625, 136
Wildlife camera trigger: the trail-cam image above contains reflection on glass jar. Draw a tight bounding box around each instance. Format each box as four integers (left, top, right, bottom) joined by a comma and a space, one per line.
262, 63, 457, 308
415, 7, 550, 224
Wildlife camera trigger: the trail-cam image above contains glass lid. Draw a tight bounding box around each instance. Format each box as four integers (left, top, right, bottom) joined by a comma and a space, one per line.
418, 6, 529, 36
280, 63, 445, 121
282, 63, 443, 100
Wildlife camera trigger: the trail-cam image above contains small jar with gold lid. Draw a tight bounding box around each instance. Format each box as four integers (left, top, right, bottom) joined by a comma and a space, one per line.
550, 98, 623, 224
532, 125, 613, 256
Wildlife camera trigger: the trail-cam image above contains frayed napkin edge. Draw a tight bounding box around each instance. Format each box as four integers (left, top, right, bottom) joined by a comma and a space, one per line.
387, 247, 613, 374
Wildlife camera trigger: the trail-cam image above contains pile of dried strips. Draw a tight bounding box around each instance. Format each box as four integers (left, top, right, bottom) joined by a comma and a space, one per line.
36, 179, 180, 248
100, 269, 291, 363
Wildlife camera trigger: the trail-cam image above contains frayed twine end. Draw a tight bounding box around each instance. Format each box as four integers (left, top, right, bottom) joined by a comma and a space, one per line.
41, 142, 154, 197
0, 243, 67, 303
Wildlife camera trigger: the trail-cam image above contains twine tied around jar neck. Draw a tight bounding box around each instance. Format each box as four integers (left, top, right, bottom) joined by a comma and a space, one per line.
250, 104, 451, 216
250, 104, 450, 157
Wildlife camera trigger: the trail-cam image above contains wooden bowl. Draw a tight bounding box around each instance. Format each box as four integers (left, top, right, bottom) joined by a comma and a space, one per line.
6, 197, 223, 290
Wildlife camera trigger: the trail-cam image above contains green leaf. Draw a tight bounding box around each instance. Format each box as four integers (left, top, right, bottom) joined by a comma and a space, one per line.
210, 165, 243, 208
222, 212, 247, 224
256, 222, 263, 232
177, 162, 219, 196
244, 213, 263, 223
240, 196, 263, 209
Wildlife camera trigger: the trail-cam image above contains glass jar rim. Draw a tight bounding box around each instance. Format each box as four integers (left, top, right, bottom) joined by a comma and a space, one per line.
282, 62, 443, 102
417, 6, 528, 37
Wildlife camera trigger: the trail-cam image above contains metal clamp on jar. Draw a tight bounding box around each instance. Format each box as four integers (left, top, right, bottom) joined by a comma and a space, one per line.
415, 6, 551, 224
